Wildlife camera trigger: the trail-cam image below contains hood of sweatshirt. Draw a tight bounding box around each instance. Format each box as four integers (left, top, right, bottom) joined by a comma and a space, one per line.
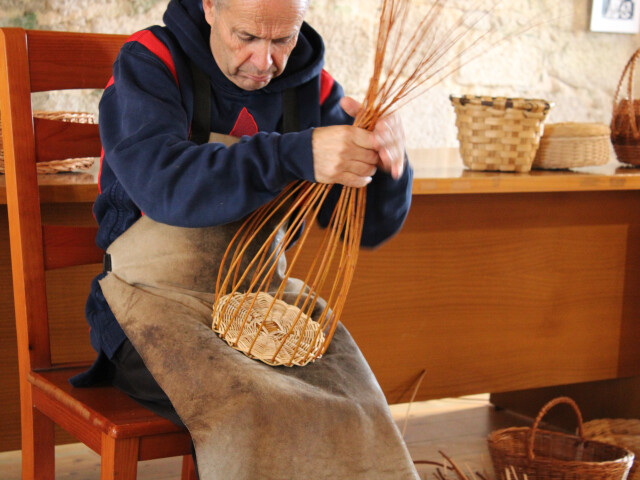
163, 0, 325, 95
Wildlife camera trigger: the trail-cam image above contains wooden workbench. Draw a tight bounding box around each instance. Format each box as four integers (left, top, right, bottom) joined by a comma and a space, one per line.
1, 149, 640, 451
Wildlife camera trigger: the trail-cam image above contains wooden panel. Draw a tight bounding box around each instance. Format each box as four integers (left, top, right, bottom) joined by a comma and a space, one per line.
34, 118, 101, 163
47, 264, 100, 365
290, 190, 640, 403
43, 225, 102, 270
3, 187, 640, 451
41, 204, 101, 365
26, 29, 126, 92
0, 203, 100, 452
490, 375, 640, 430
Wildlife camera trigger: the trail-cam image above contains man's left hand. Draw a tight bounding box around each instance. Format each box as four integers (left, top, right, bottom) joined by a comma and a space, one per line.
340, 97, 406, 180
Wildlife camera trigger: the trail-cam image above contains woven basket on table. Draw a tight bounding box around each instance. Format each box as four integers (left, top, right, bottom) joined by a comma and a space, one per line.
584, 419, 640, 480
0, 111, 96, 174
533, 122, 612, 169
488, 397, 635, 480
612, 48, 640, 166
450, 95, 552, 173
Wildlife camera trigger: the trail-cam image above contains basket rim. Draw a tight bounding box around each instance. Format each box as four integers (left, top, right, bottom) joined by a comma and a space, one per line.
450, 94, 553, 113
543, 122, 611, 138
488, 426, 636, 466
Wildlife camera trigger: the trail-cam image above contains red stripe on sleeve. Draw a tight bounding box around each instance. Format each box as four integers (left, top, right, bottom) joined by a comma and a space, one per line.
319, 69, 335, 105
98, 30, 178, 190
128, 30, 179, 86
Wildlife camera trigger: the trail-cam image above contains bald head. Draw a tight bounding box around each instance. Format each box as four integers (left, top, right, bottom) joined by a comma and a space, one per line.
203, 0, 309, 90
211, 0, 309, 10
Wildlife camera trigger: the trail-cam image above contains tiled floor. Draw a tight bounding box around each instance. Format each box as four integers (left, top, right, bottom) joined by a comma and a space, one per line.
0, 394, 537, 479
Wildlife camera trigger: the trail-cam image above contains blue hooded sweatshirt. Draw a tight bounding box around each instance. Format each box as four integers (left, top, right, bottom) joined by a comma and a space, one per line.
75, 0, 413, 385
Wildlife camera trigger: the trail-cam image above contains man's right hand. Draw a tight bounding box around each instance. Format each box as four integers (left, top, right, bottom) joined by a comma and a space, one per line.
311, 125, 379, 188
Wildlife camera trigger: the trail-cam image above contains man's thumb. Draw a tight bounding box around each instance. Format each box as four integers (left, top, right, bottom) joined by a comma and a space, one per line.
340, 96, 362, 118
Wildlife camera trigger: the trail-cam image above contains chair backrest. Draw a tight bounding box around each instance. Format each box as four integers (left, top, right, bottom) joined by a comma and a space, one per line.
0, 28, 128, 373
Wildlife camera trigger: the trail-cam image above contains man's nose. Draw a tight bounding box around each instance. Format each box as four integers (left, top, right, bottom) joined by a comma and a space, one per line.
251, 41, 273, 72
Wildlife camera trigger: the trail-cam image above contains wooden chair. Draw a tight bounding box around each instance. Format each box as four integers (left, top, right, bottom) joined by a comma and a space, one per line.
0, 28, 196, 480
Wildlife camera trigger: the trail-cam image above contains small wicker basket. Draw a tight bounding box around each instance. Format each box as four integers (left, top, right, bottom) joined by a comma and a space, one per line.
533, 122, 612, 169
612, 49, 640, 166
0, 111, 97, 174
488, 397, 634, 480
584, 419, 640, 480
450, 95, 552, 173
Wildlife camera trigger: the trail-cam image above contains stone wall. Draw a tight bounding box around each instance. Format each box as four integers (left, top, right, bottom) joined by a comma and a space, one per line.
0, 0, 638, 148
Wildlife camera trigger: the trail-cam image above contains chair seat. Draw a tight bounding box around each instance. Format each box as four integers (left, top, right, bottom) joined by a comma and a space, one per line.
28, 367, 192, 460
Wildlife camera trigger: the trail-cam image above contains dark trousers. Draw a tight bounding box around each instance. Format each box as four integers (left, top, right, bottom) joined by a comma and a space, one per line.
109, 339, 200, 477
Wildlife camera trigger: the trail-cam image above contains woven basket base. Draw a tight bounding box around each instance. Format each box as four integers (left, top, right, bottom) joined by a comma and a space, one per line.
212, 292, 325, 367
489, 427, 634, 480
534, 134, 611, 170
613, 143, 640, 166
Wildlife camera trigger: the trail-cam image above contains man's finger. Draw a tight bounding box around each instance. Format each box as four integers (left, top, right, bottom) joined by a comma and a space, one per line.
340, 96, 362, 118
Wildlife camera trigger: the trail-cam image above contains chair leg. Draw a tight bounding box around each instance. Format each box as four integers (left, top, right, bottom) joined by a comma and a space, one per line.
100, 434, 139, 480
21, 406, 55, 480
181, 454, 198, 480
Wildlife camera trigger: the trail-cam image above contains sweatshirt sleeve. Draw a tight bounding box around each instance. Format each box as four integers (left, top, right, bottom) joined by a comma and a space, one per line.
99, 42, 316, 228
317, 75, 414, 248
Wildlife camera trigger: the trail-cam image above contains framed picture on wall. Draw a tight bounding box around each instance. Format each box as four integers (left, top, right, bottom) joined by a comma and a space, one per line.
591, 0, 640, 33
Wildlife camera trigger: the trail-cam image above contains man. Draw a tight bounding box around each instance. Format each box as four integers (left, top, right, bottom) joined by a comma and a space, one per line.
74, 0, 412, 439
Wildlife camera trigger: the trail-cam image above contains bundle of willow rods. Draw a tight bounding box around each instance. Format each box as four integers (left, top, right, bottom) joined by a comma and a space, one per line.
212, 0, 507, 366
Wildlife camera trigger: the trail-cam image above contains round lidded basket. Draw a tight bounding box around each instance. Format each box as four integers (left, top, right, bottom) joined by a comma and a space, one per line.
533, 122, 612, 169
0, 111, 96, 174
450, 95, 553, 173
611, 48, 640, 166
584, 418, 640, 480
488, 397, 634, 480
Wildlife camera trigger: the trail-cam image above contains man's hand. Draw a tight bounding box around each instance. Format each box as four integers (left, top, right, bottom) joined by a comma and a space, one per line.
311, 124, 378, 187
311, 96, 406, 187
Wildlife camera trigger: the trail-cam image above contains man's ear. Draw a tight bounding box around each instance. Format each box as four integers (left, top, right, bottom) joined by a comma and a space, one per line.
202, 0, 216, 26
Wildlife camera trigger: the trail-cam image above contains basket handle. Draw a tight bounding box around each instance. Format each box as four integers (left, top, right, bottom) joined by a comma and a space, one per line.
612, 48, 640, 139
527, 396, 584, 461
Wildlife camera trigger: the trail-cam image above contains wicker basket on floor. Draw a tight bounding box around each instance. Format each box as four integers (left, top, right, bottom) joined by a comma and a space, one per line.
612, 49, 640, 166
450, 95, 552, 173
584, 419, 640, 480
0, 111, 96, 174
533, 122, 612, 169
488, 397, 634, 480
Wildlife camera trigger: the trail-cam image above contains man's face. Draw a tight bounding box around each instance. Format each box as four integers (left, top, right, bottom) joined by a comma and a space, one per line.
203, 0, 307, 91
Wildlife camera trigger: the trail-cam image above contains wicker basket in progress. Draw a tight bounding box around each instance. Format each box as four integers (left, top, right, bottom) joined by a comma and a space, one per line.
0, 111, 96, 174
488, 397, 634, 480
450, 95, 552, 173
613, 98, 640, 166
212, 292, 325, 367
611, 48, 640, 166
584, 418, 640, 480
533, 122, 612, 169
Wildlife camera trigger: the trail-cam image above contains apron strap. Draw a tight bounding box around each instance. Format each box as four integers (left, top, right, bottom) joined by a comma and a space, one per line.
189, 59, 212, 145
189, 62, 301, 144
282, 88, 300, 134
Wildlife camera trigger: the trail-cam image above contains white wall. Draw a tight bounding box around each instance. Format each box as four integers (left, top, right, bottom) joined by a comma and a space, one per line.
1, 0, 637, 149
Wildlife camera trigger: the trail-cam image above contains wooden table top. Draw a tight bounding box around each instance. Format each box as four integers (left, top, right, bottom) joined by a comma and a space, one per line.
409, 148, 640, 194
1, 148, 639, 204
